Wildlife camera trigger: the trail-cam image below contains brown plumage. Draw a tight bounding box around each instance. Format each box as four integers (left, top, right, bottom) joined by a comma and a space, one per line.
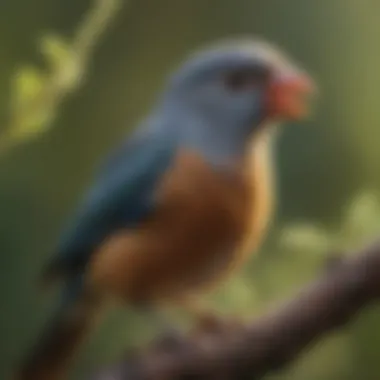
15, 130, 274, 380
88, 129, 274, 306
15, 37, 314, 380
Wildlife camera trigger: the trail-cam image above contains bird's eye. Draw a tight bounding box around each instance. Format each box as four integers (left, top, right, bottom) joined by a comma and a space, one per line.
224, 66, 270, 92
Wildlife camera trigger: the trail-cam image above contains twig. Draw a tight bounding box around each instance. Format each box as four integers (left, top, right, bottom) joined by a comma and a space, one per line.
1, 0, 124, 155
90, 238, 380, 380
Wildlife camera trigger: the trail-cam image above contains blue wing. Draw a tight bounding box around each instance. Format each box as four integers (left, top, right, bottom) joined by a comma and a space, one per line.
43, 127, 177, 281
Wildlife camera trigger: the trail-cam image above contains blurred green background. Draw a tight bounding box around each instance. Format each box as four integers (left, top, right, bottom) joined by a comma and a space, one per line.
1, 0, 380, 379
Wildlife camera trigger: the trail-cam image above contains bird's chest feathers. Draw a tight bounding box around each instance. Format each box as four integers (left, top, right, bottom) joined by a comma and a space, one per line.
88, 134, 275, 302
155, 133, 274, 258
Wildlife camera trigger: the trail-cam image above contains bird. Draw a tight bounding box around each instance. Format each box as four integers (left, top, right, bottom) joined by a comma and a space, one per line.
15, 38, 315, 380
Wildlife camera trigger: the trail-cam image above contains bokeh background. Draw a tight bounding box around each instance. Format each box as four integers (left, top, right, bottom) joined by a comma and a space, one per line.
1, 1, 380, 379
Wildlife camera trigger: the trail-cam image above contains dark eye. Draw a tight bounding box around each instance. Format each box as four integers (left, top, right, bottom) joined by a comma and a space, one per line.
224, 66, 270, 91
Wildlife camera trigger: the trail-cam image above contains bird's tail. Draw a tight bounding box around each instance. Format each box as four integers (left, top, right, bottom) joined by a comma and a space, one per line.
14, 283, 103, 380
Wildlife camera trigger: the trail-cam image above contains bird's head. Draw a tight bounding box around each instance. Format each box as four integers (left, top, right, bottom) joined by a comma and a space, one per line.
163, 38, 315, 135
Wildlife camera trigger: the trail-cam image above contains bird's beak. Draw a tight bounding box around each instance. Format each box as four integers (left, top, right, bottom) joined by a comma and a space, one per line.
265, 70, 316, 121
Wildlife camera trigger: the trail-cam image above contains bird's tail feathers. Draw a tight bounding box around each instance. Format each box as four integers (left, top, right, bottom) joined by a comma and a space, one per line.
14, 285, 103, 380
38, 261, 64, 291
38, 256, 81, 292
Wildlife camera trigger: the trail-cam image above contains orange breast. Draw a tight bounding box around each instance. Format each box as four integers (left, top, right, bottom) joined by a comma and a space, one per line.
88, 134, 274, 305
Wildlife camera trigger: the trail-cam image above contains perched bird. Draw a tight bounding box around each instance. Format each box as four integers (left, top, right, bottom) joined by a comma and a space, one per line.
16, 38, 315, 380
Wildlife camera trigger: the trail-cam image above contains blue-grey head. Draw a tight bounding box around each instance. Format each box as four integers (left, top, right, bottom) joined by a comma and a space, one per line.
157, 38, 316, 162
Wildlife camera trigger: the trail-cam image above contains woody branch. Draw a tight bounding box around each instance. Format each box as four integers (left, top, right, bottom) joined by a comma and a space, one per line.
90, 238, 380, 380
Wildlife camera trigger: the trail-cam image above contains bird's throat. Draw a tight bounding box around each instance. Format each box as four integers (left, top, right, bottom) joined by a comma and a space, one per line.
188, 120, 275, 171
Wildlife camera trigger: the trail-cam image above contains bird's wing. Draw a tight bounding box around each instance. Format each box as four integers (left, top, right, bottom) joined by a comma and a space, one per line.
42, 128, 177, 283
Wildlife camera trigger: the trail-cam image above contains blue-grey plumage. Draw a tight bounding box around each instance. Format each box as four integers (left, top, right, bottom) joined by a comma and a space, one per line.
45, 39, 313, 285
17, 38, 315, 380
44, 128, 178, 281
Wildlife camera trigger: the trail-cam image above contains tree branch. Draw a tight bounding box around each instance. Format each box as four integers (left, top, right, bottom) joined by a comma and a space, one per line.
89, 238, 380, 380
1, 0, 124, 155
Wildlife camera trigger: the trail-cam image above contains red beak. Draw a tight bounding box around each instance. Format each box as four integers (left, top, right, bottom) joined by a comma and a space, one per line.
265, 71, 316, 121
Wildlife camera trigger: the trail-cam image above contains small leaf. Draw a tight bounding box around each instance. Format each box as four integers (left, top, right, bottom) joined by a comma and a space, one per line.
39, 34, 72, 70
11, 66, 45, 111
10, 108, 56, 141
279, 223, 332, 253
343, 191, 380, 234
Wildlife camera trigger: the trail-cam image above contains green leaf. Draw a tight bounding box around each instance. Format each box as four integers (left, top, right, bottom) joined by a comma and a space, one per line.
11, 66, 45, 111
10, 108, 56, 142
279, 223, 332, 253
39, 34, 72, 70
339, 191, 380, 249
9, 65, 56, 143
343, 191, 380, 233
